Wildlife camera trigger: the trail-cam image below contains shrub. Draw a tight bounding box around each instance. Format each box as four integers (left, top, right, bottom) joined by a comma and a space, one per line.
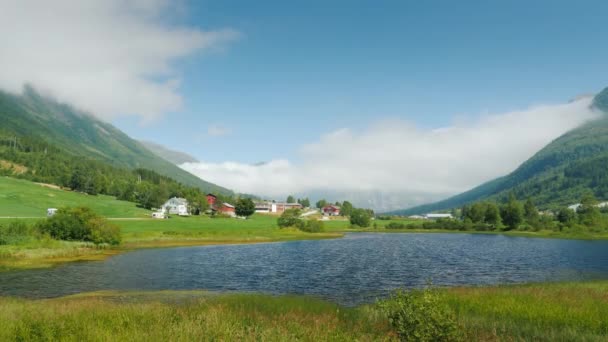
299, 219, 324, 233
36, 207, 121, 245
386, 222, 407, 229
378, 287, 461, 342
350, 208, 371, 228
0, 221, 37, 245
277, 208, 303, 228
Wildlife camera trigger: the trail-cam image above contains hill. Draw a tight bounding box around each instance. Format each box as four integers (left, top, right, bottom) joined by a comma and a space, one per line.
390, 87, 608, 215
0, 87, 230, 195
0, 177, 149, 218
139, 140, 199, 165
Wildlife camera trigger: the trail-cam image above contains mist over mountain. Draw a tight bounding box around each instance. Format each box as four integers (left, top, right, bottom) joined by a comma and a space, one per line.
387, 87, 608, 215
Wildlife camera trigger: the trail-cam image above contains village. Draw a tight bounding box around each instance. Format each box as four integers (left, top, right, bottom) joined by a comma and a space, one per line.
149, 194, 347, 220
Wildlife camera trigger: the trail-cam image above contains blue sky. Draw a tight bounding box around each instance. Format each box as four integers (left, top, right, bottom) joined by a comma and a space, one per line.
2, 0, 606, 208
113, 0, 608, 164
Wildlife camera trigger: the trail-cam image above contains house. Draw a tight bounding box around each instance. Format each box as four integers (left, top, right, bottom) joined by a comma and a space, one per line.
217, 202, 236, 217
322, 205, 341, 216
162, 197, 190, 216
408, 215, 425, 220
424, 213, 453, 220
47, 208, 58, 217
206, 193, 217, 206
271, 202, 303, 214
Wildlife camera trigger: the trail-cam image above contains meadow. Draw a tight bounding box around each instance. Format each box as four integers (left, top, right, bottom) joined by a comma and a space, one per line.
0, 176, 149, 218
1, 281, 606, 341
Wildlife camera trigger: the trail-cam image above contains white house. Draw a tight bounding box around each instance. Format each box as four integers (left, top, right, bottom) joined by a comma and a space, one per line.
47, 208, 58, 217
162, 197, 190, 216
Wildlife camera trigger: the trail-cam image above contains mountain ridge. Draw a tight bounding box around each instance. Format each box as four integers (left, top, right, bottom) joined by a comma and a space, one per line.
0, 86, 231, 195
387, 87, 608, 215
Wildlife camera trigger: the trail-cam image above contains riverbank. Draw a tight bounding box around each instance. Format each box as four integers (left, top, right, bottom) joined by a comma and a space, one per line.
1, 281, 606, 341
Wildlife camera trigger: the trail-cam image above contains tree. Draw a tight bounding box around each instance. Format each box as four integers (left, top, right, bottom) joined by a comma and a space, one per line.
350, 208, 371, 227
500, 194, 523, 230
341, 201, 354, 217
286, 195, 295, 203
467, 202, 486, 223
277, 208, 302, 228
557, 207, 577, 226
235, 198, 256, 218
300, 198, 311, 208
578, 192, 601, 227
316, 199, 327, 209
484, 203, 501, 228
523, 198, 539, 227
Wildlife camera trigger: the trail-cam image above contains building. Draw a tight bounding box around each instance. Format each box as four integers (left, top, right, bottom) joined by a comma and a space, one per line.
206, 193, 217, 206
271, 202, 303, 214
424, 213, 453, 220
217, 202, 236, 217
408, 215, 425, 220
322, 205, 341, 216
162, 197, 189, 216
254, 202, 271, 213
47, 208, 58, 217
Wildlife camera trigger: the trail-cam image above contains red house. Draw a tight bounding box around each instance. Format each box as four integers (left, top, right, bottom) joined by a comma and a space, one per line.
206, 193, 217, 206
322, 205, 341, 216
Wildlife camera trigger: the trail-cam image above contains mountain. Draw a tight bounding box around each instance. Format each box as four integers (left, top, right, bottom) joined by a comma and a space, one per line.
139, 140, 199, 165
0, 86, 231, 195
389, 87, 608, 215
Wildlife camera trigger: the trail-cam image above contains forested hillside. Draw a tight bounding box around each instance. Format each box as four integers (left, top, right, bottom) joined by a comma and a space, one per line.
390, 87, 608, 215
0, 87, 230, 195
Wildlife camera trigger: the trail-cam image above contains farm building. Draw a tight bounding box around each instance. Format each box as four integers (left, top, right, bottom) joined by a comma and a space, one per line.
162, 197, 189, 216
424, 213, 453, 219
255, 202, 271, 213
151, 211, 166, 219
322, 205, 341, 216
217, 202, 236, 217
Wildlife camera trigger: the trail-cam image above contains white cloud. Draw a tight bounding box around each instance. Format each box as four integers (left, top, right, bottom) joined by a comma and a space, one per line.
0, 0, 239, 121
181, 98, 599, 210
207, 124, 232, 137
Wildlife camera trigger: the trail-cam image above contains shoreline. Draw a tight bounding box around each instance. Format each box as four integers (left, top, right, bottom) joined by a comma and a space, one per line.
3, 224, 608, 273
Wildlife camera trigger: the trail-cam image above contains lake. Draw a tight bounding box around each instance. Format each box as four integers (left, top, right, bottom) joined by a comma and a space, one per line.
2, 233, 608, 306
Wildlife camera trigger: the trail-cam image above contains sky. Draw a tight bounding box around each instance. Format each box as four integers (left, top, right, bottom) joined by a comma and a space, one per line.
1, 0, 607, 209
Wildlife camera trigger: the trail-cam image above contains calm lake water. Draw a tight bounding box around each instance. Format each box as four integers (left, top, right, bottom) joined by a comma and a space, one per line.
2, 233, 608, 305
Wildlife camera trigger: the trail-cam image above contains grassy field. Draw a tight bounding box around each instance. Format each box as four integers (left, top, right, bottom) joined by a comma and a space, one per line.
0, 176, 149, 218
1, 281, 606, 341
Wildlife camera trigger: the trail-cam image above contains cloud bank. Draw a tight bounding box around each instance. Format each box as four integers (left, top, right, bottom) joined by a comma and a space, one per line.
0, 0, 238, 121
181, 98, 599, 208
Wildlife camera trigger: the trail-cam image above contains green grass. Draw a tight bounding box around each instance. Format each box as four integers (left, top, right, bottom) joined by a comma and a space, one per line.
444, 281, 608, 341
0, 176, 149, 218
1, 282, 607, 341
0, 292, 391, 341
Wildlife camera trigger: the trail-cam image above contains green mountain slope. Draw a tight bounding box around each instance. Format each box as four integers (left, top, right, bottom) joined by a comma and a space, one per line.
390, 88, 608, 215
0, 87, 231, 195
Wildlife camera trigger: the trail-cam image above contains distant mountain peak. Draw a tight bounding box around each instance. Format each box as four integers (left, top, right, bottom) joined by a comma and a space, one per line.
592, 87, 608, 112
139, 140, 199, 165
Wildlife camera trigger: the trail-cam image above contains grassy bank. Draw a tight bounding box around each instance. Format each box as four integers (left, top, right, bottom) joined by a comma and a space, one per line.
0, 215, 342, 272
1, 281, 606, 341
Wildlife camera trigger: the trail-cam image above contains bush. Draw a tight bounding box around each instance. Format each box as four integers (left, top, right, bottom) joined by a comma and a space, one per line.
277, 209, 302, 228
0, 221, 37, 245
386, 222, 407, 229
299, 219, 324, 233
378, 287, 461, 342
350, 208, 371, 228
36, 207, 121, 245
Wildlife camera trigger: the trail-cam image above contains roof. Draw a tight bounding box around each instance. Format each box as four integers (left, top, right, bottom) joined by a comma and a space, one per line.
322, 205, 340, 210
222, 203, 235, 208
206, 193, 217, 198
